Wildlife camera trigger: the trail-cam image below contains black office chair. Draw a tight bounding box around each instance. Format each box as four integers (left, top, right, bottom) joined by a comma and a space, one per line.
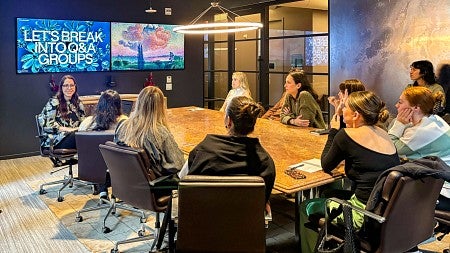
175, 175, 267, 253
35, 115, 88, 202
98, 141, 173, 253
74, 131, 115, 221
314, 170, 444, 253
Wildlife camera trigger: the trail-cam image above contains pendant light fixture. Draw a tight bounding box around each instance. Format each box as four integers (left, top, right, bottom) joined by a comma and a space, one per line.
173, 2, 263, 34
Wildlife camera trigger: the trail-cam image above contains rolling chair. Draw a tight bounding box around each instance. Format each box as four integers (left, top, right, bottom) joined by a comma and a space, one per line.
314, 170, 444, 253
98, 141, 173, 253
36, 114, 86, 202
73, 131, 115, 221
175, 175, 267, 253
435, 208, 450, 253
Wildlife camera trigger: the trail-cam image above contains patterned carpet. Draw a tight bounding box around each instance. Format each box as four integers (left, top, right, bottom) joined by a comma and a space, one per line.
1, 156, 449, 252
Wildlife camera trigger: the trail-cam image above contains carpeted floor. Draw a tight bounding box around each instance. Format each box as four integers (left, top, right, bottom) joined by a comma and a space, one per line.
1, 156, 449, 252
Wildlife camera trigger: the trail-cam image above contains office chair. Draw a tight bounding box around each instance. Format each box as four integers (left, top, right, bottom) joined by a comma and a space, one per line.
435, 208, 450, 253
314, 170, 444, 253
73, 131, 114, 221
175, 175, 267, 253
35, 115, 86, 202
98, 141, 173, 253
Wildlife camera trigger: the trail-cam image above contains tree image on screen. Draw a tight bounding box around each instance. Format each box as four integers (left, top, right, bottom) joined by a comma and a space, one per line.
111, 22, 184, 71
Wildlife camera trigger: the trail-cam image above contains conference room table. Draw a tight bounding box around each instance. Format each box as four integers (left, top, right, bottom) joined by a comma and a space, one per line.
167, 106, 345, 249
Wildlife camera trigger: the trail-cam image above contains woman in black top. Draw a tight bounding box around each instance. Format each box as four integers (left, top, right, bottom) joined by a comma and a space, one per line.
300, 91, 400, 253
179, 96, 276, 206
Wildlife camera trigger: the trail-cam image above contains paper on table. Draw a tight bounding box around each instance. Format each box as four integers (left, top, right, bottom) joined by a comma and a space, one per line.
288, 158, 322, 173
188, 107, 205, 111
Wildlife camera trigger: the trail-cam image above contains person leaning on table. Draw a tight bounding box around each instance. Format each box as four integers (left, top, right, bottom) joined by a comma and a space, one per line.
280, 70, 326, 129
179, 96, 275, 212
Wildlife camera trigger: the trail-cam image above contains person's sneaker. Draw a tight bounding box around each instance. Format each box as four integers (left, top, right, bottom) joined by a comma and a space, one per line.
99, 191, 109, 201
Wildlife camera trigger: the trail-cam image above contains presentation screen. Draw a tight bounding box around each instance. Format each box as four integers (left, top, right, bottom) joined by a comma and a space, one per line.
16, 18, 111, 73
111, 22, 184, 71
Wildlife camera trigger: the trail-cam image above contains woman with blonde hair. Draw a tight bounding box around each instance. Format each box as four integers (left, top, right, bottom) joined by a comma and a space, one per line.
116, 86, 184, 177
220, 72, 252, 112
300, 91, 400, 253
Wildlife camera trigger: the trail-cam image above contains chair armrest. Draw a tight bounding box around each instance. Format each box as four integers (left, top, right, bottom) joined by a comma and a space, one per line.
149, 174, 173, 186
326, 197, 386, 223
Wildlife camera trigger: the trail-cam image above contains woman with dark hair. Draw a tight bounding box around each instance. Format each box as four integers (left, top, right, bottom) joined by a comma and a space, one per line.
78, 89, 127, 131
406, 60, 445, 105
280, 71, 326, 129
437, 63, 450, 114
39, 75, 85, 149
179, 96, 275, 205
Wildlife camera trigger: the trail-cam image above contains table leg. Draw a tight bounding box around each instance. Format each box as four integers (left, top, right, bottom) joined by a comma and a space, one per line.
295, 190, 303, 251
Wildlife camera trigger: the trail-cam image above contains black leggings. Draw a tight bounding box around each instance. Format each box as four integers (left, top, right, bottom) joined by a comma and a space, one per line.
54, 132, 77, 149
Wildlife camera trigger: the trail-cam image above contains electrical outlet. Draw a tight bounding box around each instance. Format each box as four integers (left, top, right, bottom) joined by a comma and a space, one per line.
166, 75, 172, 83
165, 8, 172, 15
166, 83, 172, 90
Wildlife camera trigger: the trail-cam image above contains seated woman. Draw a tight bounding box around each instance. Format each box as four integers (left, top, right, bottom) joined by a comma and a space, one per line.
406, 60, 445, 113
219, 72, 252, 112
328, 79, 366, 129
280, 71, 326, 129
115, 86, 184, 178
78, 89, 128, 131
300, 91, 400, 253
437, 63, 450, 116
78, 89, 128, 198
39, 75, 85, 152
388, 86, 450, 211
179, 96, 275, 207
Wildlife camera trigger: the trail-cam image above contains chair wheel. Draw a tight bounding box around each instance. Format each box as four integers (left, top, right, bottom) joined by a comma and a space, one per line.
110, 249, 118, 253
57, 196, 64, 202
39, 189, 47, 195
75, 216, 83, 222
103, 226, 111, 233
140, 217, 146, 223
138, 230, 145, 236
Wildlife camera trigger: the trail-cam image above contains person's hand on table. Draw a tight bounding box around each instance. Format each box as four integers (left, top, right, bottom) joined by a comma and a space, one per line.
290, 115, 310, 127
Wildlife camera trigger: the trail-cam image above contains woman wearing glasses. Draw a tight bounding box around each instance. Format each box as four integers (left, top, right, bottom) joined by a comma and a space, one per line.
38, 75, 85, 150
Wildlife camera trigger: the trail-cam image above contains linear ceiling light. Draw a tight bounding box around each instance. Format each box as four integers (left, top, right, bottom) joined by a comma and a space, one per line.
173, 2, 263, 34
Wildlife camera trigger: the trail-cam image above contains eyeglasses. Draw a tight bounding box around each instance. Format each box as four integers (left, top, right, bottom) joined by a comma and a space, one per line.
62, 84, 76, 88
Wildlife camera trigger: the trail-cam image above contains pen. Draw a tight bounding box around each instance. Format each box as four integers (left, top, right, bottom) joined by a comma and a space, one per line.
289, 163, 304, 170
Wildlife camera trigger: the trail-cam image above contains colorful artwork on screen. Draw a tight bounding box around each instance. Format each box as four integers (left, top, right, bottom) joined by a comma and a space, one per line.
111, 22, 184, 71
16, 18, 111, 73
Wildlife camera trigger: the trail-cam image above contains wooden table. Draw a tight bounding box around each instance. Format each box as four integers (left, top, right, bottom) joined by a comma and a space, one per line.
168, 106, 344, 194
167, 106, 344, 249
